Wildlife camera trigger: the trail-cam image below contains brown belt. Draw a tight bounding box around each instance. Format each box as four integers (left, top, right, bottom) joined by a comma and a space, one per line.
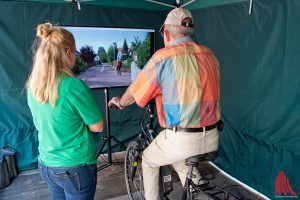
167, 125, 216, 132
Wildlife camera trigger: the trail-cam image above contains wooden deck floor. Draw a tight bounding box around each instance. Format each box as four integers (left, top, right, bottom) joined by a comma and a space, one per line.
0, 153, 266, 200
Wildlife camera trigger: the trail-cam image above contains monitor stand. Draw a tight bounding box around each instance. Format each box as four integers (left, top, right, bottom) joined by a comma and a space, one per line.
95, 88, 127, 171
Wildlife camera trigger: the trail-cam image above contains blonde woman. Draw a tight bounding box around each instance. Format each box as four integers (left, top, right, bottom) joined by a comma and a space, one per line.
27, 23, 103, 200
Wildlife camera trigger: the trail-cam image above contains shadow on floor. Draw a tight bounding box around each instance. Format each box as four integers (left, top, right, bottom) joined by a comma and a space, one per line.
0, 153, 267, 200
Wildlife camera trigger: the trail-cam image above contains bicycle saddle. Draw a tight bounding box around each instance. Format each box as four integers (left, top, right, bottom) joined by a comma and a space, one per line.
185, 151, 217, 166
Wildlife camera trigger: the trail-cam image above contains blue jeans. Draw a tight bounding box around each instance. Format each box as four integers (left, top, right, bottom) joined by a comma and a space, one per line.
38, 162, 97, 200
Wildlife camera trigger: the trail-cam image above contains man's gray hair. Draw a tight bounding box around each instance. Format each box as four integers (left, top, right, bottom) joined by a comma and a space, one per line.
164, 24, 194, 37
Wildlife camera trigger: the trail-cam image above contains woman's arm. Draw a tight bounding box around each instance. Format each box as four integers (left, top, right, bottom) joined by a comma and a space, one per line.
88, 120, 104, 132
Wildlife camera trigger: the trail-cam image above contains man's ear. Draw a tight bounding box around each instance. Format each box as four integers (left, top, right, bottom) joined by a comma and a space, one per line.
164, 30, 171, 42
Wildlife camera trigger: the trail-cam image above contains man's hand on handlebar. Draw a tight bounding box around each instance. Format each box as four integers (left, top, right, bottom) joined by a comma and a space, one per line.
108, 97, 125, 109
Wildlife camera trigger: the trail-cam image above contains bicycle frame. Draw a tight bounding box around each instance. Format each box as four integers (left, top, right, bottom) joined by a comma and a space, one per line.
140, 103, 158, 145
127, 103, 156, 183
125, 103, 173, 200
130, 103, 157, 179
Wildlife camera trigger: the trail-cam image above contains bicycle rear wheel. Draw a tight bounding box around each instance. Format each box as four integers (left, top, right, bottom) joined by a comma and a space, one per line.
124, 141, 145, 200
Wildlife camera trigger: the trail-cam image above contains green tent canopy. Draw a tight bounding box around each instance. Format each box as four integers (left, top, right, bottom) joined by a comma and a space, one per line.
1, 0, 299, 199
15, 0, 247, 10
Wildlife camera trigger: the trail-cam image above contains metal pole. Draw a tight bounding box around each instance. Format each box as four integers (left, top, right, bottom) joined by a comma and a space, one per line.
104, 88, 112, 164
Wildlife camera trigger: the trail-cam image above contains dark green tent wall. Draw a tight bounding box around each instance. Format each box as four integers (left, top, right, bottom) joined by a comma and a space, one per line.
0, 1, 165, 169
191, 0, 300, 198
1, 0, 300, 198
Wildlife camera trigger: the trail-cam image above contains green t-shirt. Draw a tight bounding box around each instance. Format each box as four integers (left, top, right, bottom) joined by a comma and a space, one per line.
27, 76, 102, 167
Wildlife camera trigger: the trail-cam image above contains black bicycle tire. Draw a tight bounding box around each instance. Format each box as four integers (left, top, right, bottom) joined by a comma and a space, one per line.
124, 141, 145, 200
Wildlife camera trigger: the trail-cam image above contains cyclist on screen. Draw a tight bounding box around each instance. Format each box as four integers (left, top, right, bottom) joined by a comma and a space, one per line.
116, 58, 122, 75
108, 7, 220, 200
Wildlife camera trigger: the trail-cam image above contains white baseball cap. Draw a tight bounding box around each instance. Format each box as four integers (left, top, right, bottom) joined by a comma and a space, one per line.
159, 7, 194, 33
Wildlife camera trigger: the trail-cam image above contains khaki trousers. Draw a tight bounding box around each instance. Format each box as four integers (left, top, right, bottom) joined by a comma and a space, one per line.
142, 128, 219, 200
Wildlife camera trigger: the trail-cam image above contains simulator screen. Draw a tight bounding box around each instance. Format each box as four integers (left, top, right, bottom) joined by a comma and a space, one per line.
63, 26, 155, 88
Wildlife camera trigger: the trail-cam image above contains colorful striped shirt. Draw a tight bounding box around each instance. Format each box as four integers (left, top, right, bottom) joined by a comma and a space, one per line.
129, 36, 220, 128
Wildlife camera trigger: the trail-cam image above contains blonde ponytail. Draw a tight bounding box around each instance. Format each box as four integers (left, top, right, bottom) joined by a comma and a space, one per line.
36, 23, 52, 40
27, 23, 75, 106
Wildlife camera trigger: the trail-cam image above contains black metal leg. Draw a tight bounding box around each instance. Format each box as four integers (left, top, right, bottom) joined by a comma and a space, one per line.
111, 136, 127, 148
96, 88, 127, 171
95, 137, 108, 159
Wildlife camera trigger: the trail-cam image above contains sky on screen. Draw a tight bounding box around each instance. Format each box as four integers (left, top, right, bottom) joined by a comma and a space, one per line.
64, 27, 152, 52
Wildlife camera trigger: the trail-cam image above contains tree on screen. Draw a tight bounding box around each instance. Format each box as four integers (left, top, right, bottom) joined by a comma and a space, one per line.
98, 47, 107, 63
107, 45, 114, 63
130, 36, 141, 51
113, 42, 118, 60
136, 33, 151, 69
80, 45, 96, 68
122, 39, 128, 60
72, 56, 87, 75
107, 43, 118, 64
